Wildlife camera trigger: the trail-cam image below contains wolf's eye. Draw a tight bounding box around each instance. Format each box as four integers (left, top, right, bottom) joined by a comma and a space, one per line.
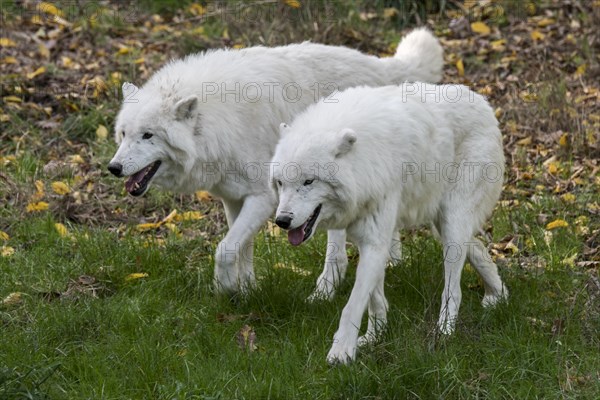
142, 132, 153, 140
121, 131, 126, 138
277, 180, 282, 186
303, 179, 314, 186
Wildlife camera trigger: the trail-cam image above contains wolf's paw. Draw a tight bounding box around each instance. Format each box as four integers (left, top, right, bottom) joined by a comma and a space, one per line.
357, 332, 378, 348
482, 285, 509, 308
437, 317, 456, 336
326, 334, 357, 365
307, 287, 335, 303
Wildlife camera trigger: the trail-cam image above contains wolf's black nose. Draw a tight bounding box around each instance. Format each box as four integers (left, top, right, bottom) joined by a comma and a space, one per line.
107, 162, 123, 177
275, 215, 292, 229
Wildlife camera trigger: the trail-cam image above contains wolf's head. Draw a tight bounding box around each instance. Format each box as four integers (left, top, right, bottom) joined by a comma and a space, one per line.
107, 82, 201, 196
271, 123, 357, 246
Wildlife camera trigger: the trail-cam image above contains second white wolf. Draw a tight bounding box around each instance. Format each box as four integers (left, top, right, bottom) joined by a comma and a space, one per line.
271, 83, 508, 364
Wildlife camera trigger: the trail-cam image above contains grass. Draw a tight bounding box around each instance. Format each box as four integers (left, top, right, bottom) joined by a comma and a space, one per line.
1, 0, 599, 398
1, 196, 599, 398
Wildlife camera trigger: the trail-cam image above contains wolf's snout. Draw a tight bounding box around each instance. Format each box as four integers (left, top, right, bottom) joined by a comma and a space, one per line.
275, 214, 293, 229
107, 162, 123, 177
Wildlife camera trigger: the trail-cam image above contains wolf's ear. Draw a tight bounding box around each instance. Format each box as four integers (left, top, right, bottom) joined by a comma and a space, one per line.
334, 128, 357, 157
122, 82, 138, 100
279, 122, 290, 136
174, 95, 199, 120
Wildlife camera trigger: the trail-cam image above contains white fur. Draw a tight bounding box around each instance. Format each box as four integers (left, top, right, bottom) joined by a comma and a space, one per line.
108, 29, 443, 295
271, 83, 508, 364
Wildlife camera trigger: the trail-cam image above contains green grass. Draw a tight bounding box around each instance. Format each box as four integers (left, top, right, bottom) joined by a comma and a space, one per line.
1, 194, 599, 398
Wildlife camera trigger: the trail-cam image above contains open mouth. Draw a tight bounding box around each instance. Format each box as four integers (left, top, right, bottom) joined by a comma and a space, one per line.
125, 160, 161, 196
287, 204, 322, 246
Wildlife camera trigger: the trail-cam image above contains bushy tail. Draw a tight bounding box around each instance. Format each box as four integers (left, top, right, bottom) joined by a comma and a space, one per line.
394, 27, 444, 83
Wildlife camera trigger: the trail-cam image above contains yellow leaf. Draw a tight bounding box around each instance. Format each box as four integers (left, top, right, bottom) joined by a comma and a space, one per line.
1, 246, 15, 257
560, 193, 576, 203
575, 64, 587, 77
134, 57, 145, 64
136, 222, 162, 232
35, 180, 45, 194
39, 2, 63, 17
188, 3, 206, 15
456, 58, 464, 77
117, 46, 131, 55
68, 154, 84, 164
490, 39, 506, 50
0, 231, 9, 241
562, 253, 578, 268
161, 209, 178, 224
2, 56, 18, 64
125, 273, 148, 281
0, 38, 16, 47
164, 223, 180, 234
530, 30, 545, 41
26, 66, 46, 80
471, 22, 491, 35
26, 201, 49, 212
54, 223, 69, 237
175, 211, 204, 222
546, 219, 569, 230
195, 191, 211, 202
537, 18, 555, 27
266, 221, 281, 237
516, 137, 532, 146
1, 292, 22, 305
547, 162, 558, 175
559, 133, 568, 147
3, 96, 21, 103
96, 124, 108, 141
284, 0, 301, 9
38, 43, 50, 59
51, 181, 70, 195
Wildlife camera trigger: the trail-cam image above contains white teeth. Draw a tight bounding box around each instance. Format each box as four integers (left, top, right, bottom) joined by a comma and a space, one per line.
134, 183, 140, 189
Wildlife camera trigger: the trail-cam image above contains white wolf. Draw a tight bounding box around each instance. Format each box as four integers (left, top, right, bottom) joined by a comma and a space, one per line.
107, 29, 443, 296
271, 83, 508, 364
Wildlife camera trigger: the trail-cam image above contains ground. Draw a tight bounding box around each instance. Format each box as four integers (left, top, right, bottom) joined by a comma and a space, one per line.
0, 1, 599, 399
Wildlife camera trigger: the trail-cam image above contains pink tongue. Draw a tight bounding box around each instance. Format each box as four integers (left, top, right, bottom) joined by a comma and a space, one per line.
125, 167, 148, 193
288, 222, 307, 246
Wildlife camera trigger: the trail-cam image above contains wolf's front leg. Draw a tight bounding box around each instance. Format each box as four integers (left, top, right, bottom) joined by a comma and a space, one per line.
326, 208, 396, 364
214, 195, 275, 294
308, 230, 349, 302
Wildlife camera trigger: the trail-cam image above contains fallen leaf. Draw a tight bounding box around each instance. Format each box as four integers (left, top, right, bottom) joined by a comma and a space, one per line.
537, 17, 555, 27
0, 38, 16, 47
175, 211, 204, 221
51, 181, 70, 195
456, 58, 465, 77
125, 273, 148, 281
0, 231, 9, 241
546, 219, 569, 230
195, 191, 211, 202
161, 209, 178, 224
26, 201, 49, 212
26, 66, 46, 80
559, 133, 568, 147
136, 222, 162, 232
54, 223, 69, 237
188, 4, 206, 15
1, 292, 23, 306
284, 0, 301, 9
530, 30, 545, 41
471, 21, 491, 35
39, 2, 63, 17
96, 124, 108, 141
1, 246, 15, 257
560, 193, 576, 203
